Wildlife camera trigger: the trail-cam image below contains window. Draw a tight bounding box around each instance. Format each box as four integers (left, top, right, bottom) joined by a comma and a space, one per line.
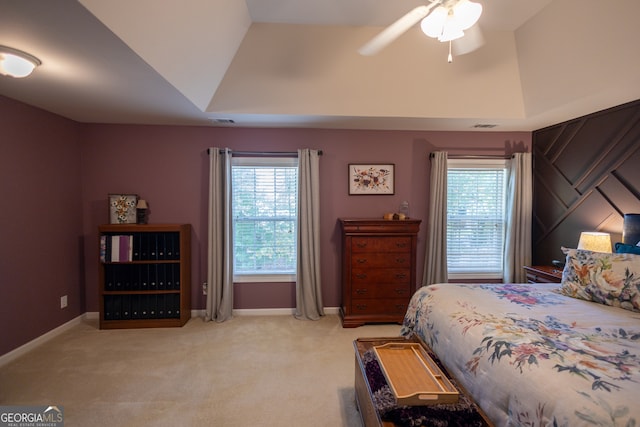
231, 157, 298, 282
447, 159, 507, 279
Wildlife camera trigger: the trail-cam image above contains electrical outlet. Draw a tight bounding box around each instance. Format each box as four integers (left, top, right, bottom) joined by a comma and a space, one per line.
202, 282, 207, 295
60, 295, 68, 309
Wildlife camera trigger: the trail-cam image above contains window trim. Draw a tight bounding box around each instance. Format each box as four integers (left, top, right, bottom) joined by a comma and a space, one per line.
446, 158, 508, 280
233, 273, 296, 283
231, 156, 299, 283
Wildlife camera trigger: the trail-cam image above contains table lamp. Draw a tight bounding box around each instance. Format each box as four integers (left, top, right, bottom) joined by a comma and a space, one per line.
577, 231, 612, 253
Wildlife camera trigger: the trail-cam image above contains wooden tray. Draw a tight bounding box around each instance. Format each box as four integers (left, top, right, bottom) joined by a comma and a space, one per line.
373, 342, 459, 406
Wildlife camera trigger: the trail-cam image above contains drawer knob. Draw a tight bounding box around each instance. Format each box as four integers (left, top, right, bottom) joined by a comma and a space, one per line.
356, 273, 367, 279
356, 242, 368, 248
356, 304, 367, 311
396, 242, 407, 248
395, 257, 406, 263
395, 289, 406, 295
395, 273, 407, 279
355, 289, 368, 295
356, 258, 367, 264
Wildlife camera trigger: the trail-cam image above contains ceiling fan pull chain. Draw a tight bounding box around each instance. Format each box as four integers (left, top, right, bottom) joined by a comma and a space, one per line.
448, 41, 453, 63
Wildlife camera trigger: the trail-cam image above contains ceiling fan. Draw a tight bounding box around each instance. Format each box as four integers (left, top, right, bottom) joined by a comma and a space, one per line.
358, 0, 485, 61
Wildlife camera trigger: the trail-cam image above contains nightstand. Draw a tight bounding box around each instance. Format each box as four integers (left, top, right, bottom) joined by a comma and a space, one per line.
523, 265, 563, 283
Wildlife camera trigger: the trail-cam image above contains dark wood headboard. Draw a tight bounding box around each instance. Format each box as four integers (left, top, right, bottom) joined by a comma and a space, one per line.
532, 99, 640, 264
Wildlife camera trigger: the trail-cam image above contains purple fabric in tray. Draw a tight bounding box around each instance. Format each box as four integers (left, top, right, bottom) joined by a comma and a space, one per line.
362, 349, 485, 427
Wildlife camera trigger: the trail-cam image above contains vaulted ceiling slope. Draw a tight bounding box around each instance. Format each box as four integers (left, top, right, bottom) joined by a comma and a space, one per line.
1, 0, 639, 131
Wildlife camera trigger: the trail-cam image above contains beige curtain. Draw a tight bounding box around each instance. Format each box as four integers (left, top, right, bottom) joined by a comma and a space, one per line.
205, 147, 234, 322
503, 152, 533, 283
422, 151, 449, 286
295, 149, 324, 320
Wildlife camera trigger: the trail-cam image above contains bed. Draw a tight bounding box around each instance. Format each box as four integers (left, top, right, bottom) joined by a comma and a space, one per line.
400, 248, 640, 426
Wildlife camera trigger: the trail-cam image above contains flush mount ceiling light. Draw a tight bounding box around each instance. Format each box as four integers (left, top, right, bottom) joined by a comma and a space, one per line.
0, 45, 42, 78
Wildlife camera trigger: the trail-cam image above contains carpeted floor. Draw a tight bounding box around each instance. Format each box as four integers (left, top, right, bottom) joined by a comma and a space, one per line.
0, 314, 400, 426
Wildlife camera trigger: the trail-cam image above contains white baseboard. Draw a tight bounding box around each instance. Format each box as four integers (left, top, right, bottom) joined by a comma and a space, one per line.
0, 313, 93, 368
191, 307, 340, 318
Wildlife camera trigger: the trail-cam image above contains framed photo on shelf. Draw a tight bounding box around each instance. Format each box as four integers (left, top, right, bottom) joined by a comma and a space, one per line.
109, 194, 138, 224
348, 164, 395, 195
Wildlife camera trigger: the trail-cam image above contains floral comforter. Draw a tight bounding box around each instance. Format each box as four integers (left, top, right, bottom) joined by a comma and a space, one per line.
401, 283, 640, 427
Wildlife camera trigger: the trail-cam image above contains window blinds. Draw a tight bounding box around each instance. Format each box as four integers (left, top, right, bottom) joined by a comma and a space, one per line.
447, 165, 506, 275
232, 158, 298, 275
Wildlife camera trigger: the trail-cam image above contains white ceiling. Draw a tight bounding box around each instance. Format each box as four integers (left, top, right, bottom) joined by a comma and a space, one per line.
1, 0, 639, 131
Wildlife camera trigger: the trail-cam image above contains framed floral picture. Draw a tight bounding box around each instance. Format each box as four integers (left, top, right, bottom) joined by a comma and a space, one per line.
109, 194, 138, 224
348, 164, 395, 195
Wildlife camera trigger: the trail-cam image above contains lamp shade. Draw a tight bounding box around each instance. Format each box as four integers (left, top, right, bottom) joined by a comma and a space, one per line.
623, 213, 640, 245
577, 232, 612, 253
136, 199, 148, 209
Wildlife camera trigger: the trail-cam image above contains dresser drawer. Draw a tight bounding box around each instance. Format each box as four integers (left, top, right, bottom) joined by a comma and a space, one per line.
525, 272, 560, 283
351, 282, 411, 299
351, 299, 408, 315
351, 236, 412, 253
351, 252, 411, 268
523, 266, 562, 283
352, 268, 410, 285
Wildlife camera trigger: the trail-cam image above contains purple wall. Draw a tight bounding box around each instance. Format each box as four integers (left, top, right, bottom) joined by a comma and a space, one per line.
80, 125, 531, 312
1, 96, 83, 356
1, 94, 531, 355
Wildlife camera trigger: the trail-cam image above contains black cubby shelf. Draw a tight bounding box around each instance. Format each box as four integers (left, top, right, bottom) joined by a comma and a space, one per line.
98, 224, 191, 329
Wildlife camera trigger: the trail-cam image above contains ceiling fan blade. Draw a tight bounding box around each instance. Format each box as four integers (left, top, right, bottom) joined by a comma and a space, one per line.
358, 4, 437, 56
452, 24, 485, 56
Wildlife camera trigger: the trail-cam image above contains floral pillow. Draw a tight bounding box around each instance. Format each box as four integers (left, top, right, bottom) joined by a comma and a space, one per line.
559, 247, 640, 312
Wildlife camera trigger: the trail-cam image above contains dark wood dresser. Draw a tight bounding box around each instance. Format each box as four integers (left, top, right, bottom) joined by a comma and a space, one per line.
340, 218, 421, 328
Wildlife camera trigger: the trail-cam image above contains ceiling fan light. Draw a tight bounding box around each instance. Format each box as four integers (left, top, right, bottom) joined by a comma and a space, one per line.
420, 6, 448, 38
438, 13, 465, 42
453, 0, 483, 30
439, 28, 464, 42
0, 46, 41, 78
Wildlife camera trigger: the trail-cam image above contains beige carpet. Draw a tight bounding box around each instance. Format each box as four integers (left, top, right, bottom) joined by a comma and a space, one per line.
0, 314, 401, 426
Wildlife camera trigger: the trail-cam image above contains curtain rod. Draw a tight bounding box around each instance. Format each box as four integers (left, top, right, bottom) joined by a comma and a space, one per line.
429, 152, 514, 159
207, 149, 322, 156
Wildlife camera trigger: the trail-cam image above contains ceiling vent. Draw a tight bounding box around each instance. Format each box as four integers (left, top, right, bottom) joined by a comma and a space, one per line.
472, 123, 497, 128
210, 118, 235, 125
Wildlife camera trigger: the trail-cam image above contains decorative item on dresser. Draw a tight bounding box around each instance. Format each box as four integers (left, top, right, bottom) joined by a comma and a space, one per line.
523, 265, 563, 283
339, 218, 421, 328
98, 223, 191, 329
